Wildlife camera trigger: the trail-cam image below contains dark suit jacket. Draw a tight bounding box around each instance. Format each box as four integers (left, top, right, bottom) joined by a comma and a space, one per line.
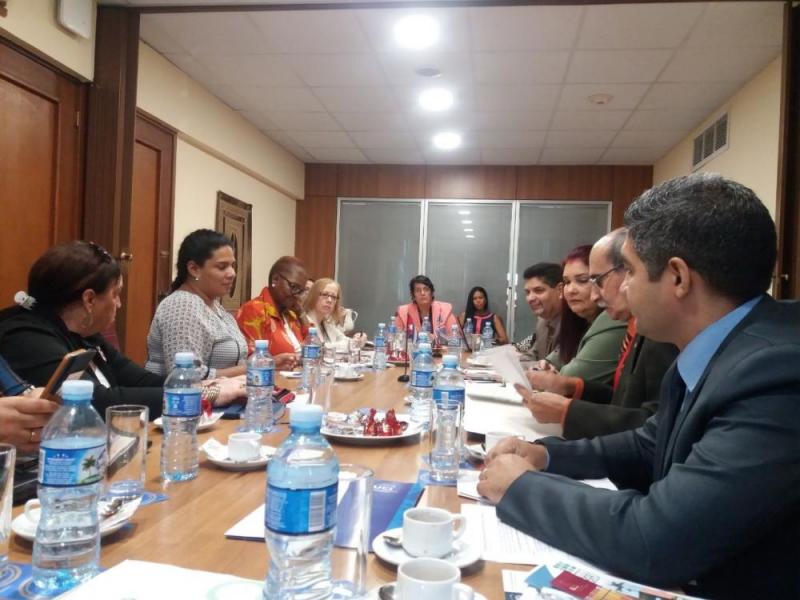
0, 307, 165, 417
496, 297, 800, 598
562, 336, 678, 439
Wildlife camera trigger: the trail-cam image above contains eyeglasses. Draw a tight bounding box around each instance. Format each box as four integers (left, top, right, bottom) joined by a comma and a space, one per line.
277, 273, 306, 297
320, 292, 339, 301
589, 265, 623, 289
88, 241, 113, 264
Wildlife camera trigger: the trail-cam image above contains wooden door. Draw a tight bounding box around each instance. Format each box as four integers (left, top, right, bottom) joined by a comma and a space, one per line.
0, 39, 85, 307
119, 113, 175, 365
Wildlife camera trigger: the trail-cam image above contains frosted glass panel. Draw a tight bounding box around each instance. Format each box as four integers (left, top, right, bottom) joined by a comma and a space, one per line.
336, 201, 421, 335
425, 203, 513, 332
513, 203, 609, 343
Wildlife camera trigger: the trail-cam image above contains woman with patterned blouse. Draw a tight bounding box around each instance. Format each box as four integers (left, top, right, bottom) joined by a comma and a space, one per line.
235, 256, 307, 370
145, 229, 248, 379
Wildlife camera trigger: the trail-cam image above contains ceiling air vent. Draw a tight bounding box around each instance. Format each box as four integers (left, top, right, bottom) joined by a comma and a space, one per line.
692, 112, 729, 169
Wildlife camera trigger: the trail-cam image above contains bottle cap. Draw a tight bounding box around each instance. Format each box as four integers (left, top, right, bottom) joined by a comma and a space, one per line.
309, 327, 317, 335
418, 342, 432, 353
174, 352, 195, 367
255, 340, 268, 350
378, 322, 386, 327
60, 379, 93, 401
290, 403, 323, 427
442, 355, 459, 368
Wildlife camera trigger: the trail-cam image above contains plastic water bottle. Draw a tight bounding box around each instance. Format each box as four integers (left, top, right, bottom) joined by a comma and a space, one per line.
464, 318, 477, 353
33, 380, 106, 594
430, 355, 465, 483
373, 322, 387, 371
412, 331, 430, 362
265, 404, 339, 599
481, 320, 495, 352
410, 342, 435, 428
386, 322, 397, 356
245, 340, 274, 433
447, 324, 461, 356
161, 352, 202, 482
421, 315, 432, 337
298, 327, 322, 394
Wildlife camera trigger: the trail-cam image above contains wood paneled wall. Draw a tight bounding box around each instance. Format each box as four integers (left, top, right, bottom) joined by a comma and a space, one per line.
296, 164, 653, 279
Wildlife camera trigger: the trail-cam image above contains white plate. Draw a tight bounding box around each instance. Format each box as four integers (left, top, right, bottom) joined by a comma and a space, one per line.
321, 412, 422, 446
334, 373, 364, 382
279, 370, 303, 379
372, 527, 482, 569
466, 357, 492, 368
153, 412, 223, 431
368, 583, 486, 600
204, 445, 276, 471
12, 497, 142, 542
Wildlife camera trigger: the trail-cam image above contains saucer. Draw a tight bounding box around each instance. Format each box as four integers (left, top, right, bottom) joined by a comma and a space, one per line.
202, 439, 276, 471
368, 584, 486, 600
372, 528, 482, 569
12, 497, 141, 542
334, 373, 364, 382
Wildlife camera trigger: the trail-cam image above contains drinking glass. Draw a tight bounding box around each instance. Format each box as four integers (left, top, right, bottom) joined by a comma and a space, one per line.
0, 444, 16, 568
331, 464, 373, 599
105, 405, 149, 501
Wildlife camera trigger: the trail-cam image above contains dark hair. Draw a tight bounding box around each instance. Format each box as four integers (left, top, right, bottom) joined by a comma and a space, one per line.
625, 173, 776, 303
170, 229, 233, 293
409, 275, 435, 297
268, 256, 306, 285
557, 244, 594, 365
464, 286, 491, 322
26, 241, 121, 311
523, 262, 563, 288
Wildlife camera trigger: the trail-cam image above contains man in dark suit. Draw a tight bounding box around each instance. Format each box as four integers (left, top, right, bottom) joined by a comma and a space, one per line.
477, 173, 800, 598
521, 228, 678, 439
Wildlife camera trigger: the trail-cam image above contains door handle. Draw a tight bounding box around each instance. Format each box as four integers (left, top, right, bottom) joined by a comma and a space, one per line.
119, 252, 134, 262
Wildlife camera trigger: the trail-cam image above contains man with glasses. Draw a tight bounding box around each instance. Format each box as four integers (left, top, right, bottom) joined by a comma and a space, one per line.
478, 174, 800, 598
522, 229, 677, 439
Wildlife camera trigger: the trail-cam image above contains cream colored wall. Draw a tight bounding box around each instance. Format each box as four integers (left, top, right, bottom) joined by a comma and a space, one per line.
0, 0, 95, 80
137, 42, 304, 200
137, 41, 302, 292
174, 140, 296, 292
654, 56, 782, 217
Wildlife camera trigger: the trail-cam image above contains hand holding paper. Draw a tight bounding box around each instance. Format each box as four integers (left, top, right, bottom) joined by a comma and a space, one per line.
484, 346, 531, 391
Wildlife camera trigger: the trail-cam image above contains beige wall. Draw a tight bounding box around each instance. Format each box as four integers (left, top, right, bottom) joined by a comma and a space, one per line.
137, 42, 302, 292
0, 0, 95, 80
174, 140, 295, 292
654, 56, 782, 217
137, 43, 304, 200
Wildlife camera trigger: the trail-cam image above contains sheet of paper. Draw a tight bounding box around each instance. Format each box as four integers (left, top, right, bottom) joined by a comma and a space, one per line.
461, 503, 574, 565
465, 382, 523, 405
463, 395, 562, 440
457, 471, 618, 504
59, 560, 262, 599
484, 345, 531, 391
503, 568, 536, 599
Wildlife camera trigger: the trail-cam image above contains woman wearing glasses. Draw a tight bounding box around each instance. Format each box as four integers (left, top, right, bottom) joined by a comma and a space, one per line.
235, 256, 307, 370
303, 279, 366, 350
540, 244, 626, 385
0, 242, 176, 420
145, 229, 248, 382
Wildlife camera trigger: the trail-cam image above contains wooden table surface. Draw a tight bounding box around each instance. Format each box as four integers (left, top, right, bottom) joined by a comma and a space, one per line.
10, 367, 511, 598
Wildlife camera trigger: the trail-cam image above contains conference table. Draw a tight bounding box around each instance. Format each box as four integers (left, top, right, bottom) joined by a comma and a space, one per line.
9, 366, 513, 598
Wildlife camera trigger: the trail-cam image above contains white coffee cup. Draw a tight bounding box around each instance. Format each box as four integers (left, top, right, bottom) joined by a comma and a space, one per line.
228, 432, 261, 462
484, 431, 522, 452
24, 498, 42, 525
396, 558, 474, 600
402, 507, 467, 558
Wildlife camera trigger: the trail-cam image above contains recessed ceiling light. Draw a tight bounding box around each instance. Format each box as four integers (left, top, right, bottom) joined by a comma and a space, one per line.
461, 220, 473, 225
415, 66, 442, 78
433, 131, 461, 150
463, 228, 474, 232
457, 210, 471, 215
588, 93, 613, 105
394, 15, 440, 50
418, 88, 454, 112
465, 235, 476, 239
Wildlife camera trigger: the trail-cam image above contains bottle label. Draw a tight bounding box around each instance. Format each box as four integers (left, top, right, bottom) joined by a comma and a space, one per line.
38, 443, 106, 487
163, 390, 202, 417
433, 388, 465, 405
303, 345, 321, 359
247, 367, 274, 387
266, 482, 338, 534
411, 369, 434, 388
